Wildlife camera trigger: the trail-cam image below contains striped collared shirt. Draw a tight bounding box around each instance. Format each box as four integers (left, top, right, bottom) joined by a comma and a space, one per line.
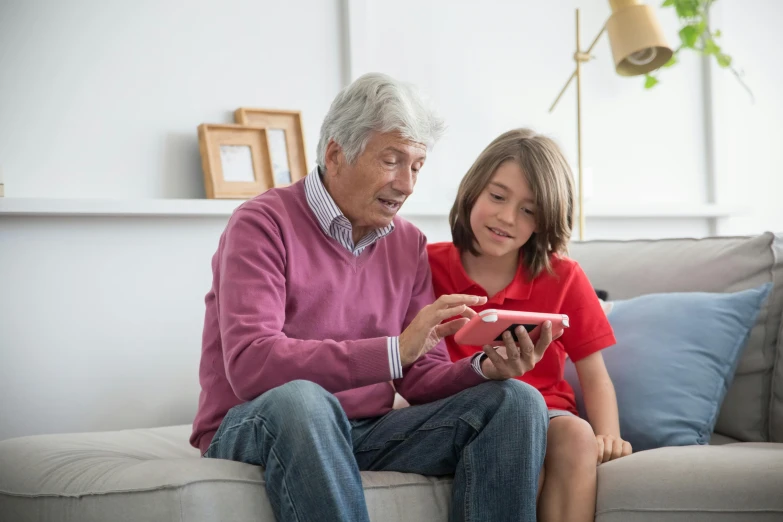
304, 167, 394, 256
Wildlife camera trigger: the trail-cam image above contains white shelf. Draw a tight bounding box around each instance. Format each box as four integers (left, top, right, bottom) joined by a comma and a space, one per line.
581, 203, 740, 219
0, 198, 740, 219
0, 198, 245, 217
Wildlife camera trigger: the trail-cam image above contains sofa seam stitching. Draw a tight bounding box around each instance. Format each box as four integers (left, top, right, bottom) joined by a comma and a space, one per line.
0, 478, 454, 499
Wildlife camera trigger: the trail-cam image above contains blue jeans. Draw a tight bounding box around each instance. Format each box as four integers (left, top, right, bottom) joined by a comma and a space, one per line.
204, 379, 548, 522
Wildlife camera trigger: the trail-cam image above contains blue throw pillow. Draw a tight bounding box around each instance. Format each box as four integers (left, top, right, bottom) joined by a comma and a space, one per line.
564, 283, 771, 452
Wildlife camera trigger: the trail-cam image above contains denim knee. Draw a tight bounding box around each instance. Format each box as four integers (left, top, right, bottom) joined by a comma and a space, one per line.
499, 380, 547, 419
481, 380, 548, 424
251, 380, 346, 434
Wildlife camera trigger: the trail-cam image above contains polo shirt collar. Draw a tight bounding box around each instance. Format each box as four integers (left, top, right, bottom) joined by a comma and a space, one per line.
448, 243, 533, 302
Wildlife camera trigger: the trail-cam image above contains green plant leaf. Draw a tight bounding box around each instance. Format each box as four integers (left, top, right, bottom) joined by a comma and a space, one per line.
716, 53, 732, 68
679, 24, 702, 48
675, 0, 700, 18
648, 0, 752, 100
704, 38, 721, 55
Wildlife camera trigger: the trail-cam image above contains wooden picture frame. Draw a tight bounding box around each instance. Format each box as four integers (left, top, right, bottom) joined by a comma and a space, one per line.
198, 124, 274, 199
234, 108, 308, 187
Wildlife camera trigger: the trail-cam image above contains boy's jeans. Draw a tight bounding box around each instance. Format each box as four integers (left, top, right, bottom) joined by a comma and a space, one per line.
205, 379, 548, 522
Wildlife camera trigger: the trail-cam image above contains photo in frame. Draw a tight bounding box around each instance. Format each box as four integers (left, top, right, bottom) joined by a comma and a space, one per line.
234, 108, 308, 187
197, 124, 274, 199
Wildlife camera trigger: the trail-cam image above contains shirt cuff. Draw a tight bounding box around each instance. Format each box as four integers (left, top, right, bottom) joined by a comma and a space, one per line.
471, 353, 490, 380
387, 336, 403, 380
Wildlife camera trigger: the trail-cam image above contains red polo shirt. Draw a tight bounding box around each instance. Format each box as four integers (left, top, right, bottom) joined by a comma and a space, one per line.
427, 242, 616, 414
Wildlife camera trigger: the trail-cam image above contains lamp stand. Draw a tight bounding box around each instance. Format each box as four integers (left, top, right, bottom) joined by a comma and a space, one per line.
549, 9, 607, 242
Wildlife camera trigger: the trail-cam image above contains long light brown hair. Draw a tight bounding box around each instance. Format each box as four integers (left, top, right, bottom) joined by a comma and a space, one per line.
449, 128, 575, 279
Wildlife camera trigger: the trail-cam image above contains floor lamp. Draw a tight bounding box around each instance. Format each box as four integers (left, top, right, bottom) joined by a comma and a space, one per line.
549, 0, 673, 241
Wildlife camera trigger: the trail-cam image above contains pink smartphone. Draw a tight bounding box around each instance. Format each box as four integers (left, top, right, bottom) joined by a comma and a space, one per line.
454, 309, 569, 346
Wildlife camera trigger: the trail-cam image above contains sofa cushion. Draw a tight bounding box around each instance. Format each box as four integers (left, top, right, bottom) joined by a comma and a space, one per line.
564, 285, 771, 451
596, 443, 783, 522
569, 233, 783, 442
709, 433, 741, 445
0, 425, 452, 522
3, 425, 781, 522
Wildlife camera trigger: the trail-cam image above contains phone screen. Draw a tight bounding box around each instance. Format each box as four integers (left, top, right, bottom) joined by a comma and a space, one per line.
494, 323, 537, 342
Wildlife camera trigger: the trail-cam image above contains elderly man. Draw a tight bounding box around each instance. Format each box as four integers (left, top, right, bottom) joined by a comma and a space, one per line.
191, 73, 551, 522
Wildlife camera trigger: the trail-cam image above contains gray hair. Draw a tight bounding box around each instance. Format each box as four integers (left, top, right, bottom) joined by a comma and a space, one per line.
316, 73, 446, 169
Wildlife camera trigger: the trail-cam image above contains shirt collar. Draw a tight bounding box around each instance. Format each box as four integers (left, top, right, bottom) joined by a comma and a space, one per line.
448, 243, 533, 302
303, 166, 395, 243
304, 166, 344, 237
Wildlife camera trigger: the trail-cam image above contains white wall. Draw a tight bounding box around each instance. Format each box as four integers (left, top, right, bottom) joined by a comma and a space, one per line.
0, 0, 344, 441
0, 0, 342, 198
0, 217, 226, 439
710, 0, 783, 236
350, 0, 708, 215
1, 0, 781, 441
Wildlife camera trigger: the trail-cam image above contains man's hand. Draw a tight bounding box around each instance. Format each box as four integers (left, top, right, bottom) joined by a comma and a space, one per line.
595, 434, 632, 464
399, 294, 487, 366
479, 322, 559, 380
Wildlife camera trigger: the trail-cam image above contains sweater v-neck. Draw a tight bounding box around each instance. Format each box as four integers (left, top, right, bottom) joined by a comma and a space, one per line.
293, 182, 382, 272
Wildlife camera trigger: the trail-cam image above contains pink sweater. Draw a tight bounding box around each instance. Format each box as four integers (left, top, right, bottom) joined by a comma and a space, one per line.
190, 180, 484, 453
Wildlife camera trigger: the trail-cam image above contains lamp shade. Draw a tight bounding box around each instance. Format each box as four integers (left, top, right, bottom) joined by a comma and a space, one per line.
607, 0, 673, 76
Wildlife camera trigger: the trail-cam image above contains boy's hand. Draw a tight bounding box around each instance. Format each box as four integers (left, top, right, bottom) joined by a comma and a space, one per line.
595, 434, 632, 464
479, 321, 559, 380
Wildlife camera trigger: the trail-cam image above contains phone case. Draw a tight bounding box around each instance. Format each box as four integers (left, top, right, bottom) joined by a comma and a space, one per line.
453, 309, 569, 346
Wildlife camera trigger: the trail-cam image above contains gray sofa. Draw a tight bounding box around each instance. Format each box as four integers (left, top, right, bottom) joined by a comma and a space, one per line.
2, 233, 782, 522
